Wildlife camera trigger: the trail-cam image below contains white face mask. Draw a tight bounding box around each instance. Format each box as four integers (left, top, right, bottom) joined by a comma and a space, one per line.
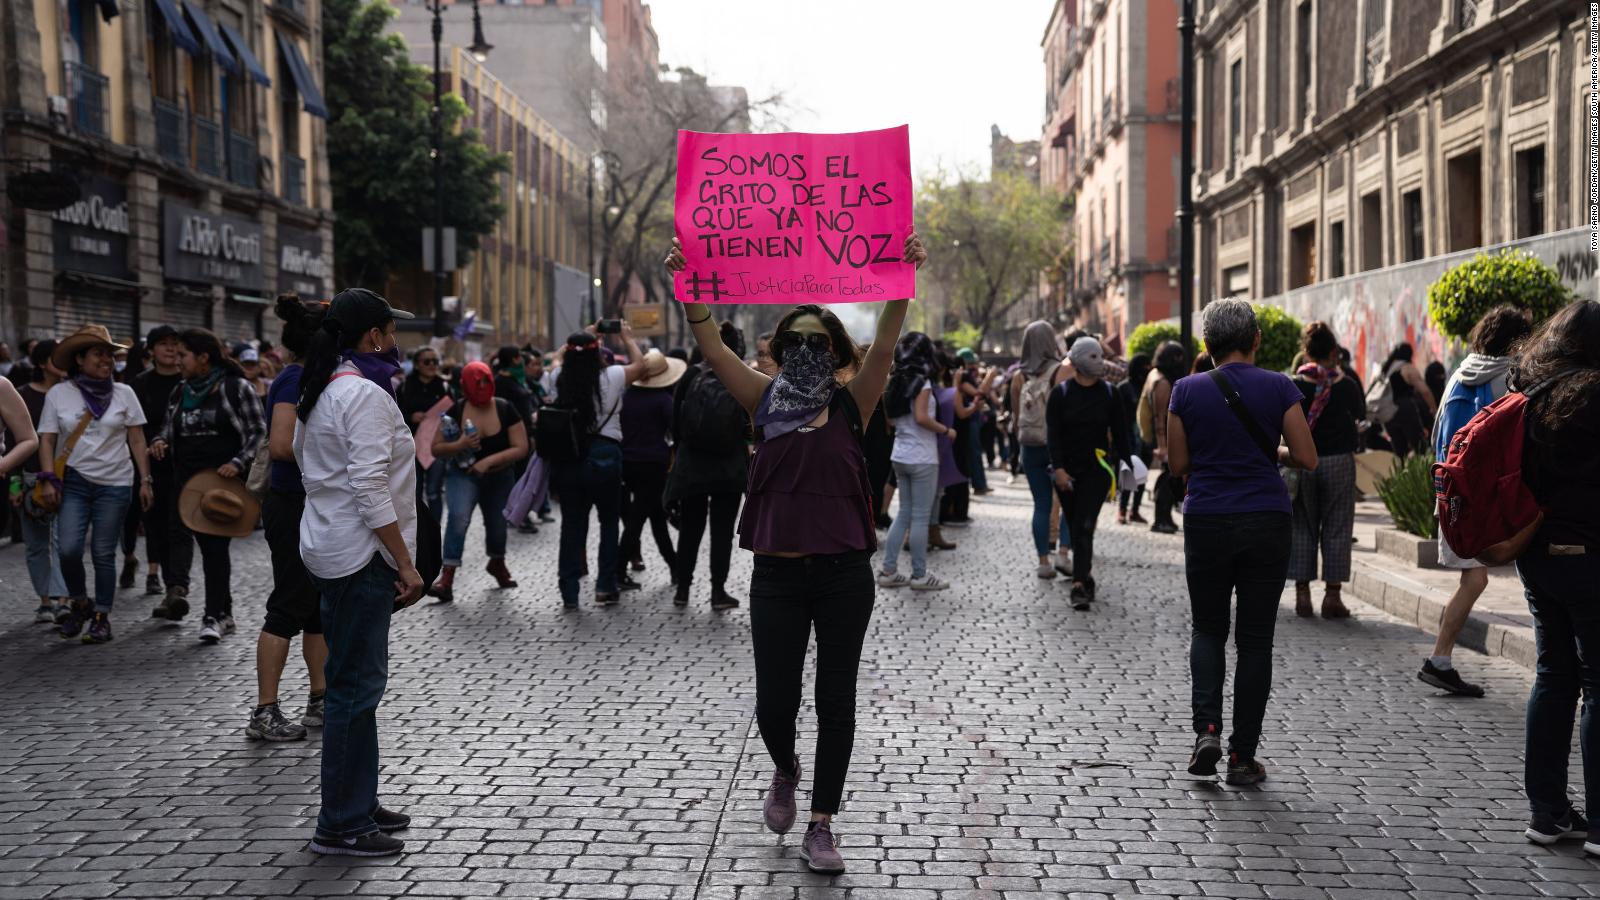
113, 361, 126, 373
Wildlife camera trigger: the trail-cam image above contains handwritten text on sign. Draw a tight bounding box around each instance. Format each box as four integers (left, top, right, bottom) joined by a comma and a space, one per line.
672, 126, 915, 305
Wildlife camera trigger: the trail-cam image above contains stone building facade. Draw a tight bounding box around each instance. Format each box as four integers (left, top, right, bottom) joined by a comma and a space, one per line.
1193, 0, 1591, 307
1041, 0, 1183, 346
0, 0, 333, 347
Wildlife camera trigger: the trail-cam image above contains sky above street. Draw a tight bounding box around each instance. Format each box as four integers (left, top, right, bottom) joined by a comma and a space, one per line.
649, 0, 1057, 183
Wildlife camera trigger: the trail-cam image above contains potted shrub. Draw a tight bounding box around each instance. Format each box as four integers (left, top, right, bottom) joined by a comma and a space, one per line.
1375, 453, 1439, 567
1427, 249, 1571, 341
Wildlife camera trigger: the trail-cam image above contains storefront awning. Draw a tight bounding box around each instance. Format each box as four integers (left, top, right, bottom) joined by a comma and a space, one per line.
218, 23, 270, 87
150, 0, 202, 57
275, 33, 328, 119
182, 2, 237, 74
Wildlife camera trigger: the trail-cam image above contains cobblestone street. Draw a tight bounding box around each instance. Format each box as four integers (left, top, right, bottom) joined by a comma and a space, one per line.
0, 477, 1593, 899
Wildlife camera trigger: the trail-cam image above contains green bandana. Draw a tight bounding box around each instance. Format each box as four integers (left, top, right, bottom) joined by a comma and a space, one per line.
180, 368, 225, 410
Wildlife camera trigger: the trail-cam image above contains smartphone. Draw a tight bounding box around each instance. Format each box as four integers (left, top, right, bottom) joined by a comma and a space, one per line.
597, 319, 623, 334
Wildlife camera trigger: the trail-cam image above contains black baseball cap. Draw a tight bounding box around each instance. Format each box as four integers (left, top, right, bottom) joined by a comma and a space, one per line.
146, 325, 179, 345
326, 288, 413, 336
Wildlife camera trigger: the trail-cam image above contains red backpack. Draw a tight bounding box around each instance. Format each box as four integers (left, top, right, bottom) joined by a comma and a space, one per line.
1432, 391, 1543, 566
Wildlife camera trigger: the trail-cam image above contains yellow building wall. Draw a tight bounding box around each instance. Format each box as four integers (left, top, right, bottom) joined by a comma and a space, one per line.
34, 0, 59, 98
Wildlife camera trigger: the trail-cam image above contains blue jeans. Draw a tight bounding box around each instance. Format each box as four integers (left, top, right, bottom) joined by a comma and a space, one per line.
19, 508, 66, 600
1517, 546, 1600, 822
312, 554, 395, 838
423, 459, 446, 523
442, 466, 514, 567
966, 418, 988, 493
56, 469, 132, 614
553, 440, 624, 602
882, 462, 939, 579
1021, 445, 1054, 557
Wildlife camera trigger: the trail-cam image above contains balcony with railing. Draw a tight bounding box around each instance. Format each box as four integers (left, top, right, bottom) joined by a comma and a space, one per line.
193, 117, 223, 178
1103, 86, 1122, 137
227, 132, 257, 188
64, 62, 109, 140
153, 99, 187, 165
1098, 239, 1111, 274
283, 153, 306, 205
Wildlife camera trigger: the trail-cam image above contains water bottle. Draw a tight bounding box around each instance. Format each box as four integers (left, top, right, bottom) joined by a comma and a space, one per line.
464, 419, 478, 440
7, 475, 20, 502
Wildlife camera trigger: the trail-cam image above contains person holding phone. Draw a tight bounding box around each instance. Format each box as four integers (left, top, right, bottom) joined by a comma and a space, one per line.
292, 288, 423, 857
665, 231, 927, 876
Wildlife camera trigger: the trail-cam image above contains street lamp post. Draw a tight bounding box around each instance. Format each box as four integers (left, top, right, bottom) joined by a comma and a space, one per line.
429, 0, 492, 338
1177, 0, 1196, 357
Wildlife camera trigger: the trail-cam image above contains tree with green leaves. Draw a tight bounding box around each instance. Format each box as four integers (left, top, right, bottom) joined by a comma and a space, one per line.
322, 0, 510, 291
1253, 304, 1304, 372
915, 169, 1067, 344
1427, 249, 1572, 341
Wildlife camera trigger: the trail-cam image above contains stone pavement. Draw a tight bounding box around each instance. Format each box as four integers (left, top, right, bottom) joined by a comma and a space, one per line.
0, 476, 1593, 899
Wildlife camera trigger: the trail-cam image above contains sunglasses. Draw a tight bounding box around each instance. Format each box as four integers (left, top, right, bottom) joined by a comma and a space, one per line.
774, 330, 833, 356
417, 357, 438, 366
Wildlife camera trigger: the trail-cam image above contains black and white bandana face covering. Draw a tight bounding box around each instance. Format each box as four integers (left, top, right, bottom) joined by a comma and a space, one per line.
755, 340, 837, 441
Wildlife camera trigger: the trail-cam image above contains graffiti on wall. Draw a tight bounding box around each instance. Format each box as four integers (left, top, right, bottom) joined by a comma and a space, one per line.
1262, 227, 1599, 384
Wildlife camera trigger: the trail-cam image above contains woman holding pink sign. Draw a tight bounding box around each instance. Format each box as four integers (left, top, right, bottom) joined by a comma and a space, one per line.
665, 231, 926, 876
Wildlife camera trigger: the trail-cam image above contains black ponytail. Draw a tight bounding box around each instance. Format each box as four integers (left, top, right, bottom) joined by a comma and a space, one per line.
297, 318, 360, 423
275, 293, 326, 358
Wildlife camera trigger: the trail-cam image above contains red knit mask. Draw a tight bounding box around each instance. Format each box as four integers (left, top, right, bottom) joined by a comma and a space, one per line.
461, 361, 495, 406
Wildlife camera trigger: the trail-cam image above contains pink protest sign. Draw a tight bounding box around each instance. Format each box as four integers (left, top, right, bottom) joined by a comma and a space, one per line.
673, 125, 915, 305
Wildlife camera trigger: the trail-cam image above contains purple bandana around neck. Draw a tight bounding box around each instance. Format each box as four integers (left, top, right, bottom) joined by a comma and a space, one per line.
73, 375, 115, 419
345, 348, 403, 397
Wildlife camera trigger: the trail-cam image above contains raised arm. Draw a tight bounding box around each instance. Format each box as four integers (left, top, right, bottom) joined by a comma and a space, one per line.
848, 233, 927, 418
665, 239, 772, 414
615, 321, 649, 385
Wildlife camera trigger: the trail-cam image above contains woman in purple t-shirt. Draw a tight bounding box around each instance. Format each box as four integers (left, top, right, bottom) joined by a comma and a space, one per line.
665, 232, 927, 877
1166, 299, 1317, 788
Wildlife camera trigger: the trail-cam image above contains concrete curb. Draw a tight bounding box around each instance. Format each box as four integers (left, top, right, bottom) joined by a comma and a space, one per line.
1349, 556, 1536, 670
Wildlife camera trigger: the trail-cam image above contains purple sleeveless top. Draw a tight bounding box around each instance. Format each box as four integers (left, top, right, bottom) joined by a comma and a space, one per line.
934, 386, 964, 489
739, 396, 876, 555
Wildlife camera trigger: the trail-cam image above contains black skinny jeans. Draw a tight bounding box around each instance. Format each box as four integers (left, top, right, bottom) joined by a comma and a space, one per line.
674, 492, 741, 590
1056, 468, 1111, 585
1153, 467, 1180, 527
749, 550, 875, 815
1185, 511, 1291, 760
620, 460, 677, 574
168, 465, 233, 619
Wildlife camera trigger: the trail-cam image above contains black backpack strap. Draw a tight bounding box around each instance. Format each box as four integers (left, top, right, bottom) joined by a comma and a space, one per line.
1206, 368, 1278, 466
832, 386, 864, 443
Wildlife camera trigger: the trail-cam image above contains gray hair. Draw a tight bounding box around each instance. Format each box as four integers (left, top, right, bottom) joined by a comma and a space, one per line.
1201, 299, 1259, 359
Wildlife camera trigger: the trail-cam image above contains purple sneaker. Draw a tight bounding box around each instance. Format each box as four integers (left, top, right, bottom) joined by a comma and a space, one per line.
763, 758, 801, 833
800, 820, 845, 874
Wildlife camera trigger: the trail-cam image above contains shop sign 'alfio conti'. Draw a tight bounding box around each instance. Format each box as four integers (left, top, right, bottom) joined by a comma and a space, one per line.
161, 199, 265, 290
672, 125, 915, 305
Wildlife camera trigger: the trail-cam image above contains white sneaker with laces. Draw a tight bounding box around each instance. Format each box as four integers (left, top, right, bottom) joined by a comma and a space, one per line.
877, 571, 909, 589
910, 575, 950, 592
198, 617, 222, 644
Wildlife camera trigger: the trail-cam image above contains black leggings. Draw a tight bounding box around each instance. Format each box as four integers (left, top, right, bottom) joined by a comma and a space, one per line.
674, 492, 741, 589
1057, 468, 1110, 584
749, 551, 874, 815
620, 461, 676, 574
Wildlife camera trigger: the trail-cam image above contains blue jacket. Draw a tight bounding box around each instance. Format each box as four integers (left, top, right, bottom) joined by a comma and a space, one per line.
1432, 376, 1500, 462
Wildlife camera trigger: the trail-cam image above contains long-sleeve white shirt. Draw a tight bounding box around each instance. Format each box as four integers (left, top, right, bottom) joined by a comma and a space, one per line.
294, 362, 417, 580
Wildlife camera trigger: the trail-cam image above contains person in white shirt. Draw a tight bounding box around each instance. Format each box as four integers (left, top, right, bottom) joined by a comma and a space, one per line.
292, 289, 422, 859
36, 325, 154, 644
876, 332, 955, 591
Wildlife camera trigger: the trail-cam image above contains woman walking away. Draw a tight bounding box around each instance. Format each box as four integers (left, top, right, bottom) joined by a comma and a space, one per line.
295, 288, 424, 858
12, 340, 67, 623
545, 322, 648, 608
1009, 322, 1069, 577
1117, 354, 1152, 525
1048, 336, 1132, 610
1167, 299, 1317, 786
148, 329, 267, 640
1420, 305, 1533, 697
1288, 322, 1366, 619
1144, 342, 1188, 534
666, 321, 750, 610
37, 326, 154, 643
618, 350, 685, 588
666, 231, 927, 875
1515, 300, 1600, 855
431, 361, 528, 602
1378, 343, 1437, 458
877, 332, 954, 592
248, 297, 332, 742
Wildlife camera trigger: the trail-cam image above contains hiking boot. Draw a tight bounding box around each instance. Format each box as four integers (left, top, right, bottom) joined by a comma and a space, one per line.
910, 574, 950, 592
1187, 724, 1222, 776
82, 613, 112, 644
710, 587, 741, 611
673, 583, 690, 607
486, 558, 517, 589
152, 586, 189, 621
307, 831, 404, 857
245, 703, 308, 742
198, 617, 222, 644
616, 573, 642, 592
1526, 808, 1589, 845
56, 598, 91, 639
33, 601, 59, 625
303, 692, 326, 728
1321, 585, 1351, 619
763, 758, 801, 834
928, 526, 957, 550
144, 573, 163, 597
1295, 582, 1314, 617
1418, 660, 1485, 697
594, 592, 619, 606
800, 820, 846, 875
1070, 582, 1092, 611
431, 565, 456, 603
373, 806, 411, 833
1129, 510, 1148, 524
1224, 753, 1267, 786
119, 555, 138, 589
1117, 509, 1128, 525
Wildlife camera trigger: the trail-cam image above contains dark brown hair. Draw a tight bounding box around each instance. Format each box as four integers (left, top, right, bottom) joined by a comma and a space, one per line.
771, 304, 862, 373
178, 328, 246, 378
1468, 304, 1533, 358
1302, 320, 1339, 362
1513, 300, 1600, 443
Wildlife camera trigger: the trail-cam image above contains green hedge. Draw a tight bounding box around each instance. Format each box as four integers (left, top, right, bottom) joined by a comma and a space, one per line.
1377, 453, 1437, 539
1254, 304, 1303, 373
1127, 322, 1200, 361
1427, 249, 1571, 341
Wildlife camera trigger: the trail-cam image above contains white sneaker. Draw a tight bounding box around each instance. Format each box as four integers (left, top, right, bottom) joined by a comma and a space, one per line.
1037, 560, 1057, 579
877, 571, 909, 589
910, 575, 950, 592
198, 617, 222, 644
